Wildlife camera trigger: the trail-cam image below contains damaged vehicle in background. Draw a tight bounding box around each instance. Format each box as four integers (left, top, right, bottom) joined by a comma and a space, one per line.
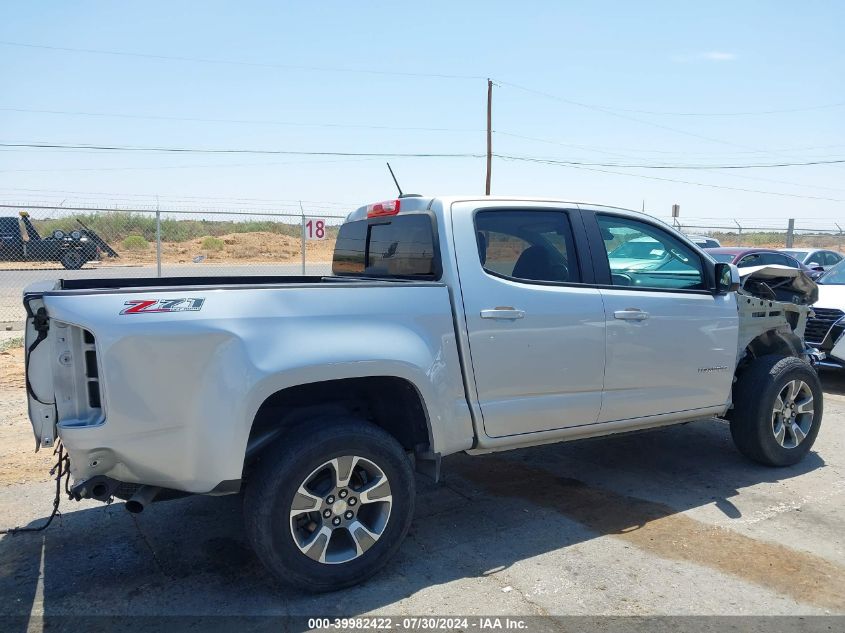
706, 247, 824, 281
803, 260, 845, 370
22, 197, 822, 591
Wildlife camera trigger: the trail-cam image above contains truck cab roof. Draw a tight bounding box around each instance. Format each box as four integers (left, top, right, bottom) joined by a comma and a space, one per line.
345, 195, 651, 223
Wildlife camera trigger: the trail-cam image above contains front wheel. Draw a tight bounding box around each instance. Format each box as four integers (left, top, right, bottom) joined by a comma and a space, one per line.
244, 418, 415, 592
729, 355, 822, 466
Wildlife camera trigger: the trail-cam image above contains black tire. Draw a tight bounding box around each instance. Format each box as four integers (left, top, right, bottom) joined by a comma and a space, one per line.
244, 418, 415, 592
60, 250, 85, 270
728, 355, 822, 466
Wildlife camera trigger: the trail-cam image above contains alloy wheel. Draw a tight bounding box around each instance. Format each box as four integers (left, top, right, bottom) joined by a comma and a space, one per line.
289, 455, 393, 564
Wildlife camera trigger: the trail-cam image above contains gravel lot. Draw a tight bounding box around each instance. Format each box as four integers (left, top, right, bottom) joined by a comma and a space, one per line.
1, 341, 844, 622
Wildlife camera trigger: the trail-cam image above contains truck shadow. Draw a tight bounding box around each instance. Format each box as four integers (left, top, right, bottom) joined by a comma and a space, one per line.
0, 418, 837, 623
819, 370, 845, 396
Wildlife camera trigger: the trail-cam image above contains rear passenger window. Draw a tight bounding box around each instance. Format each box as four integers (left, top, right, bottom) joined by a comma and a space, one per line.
598, 215, 705, 290
737, 254, 762, 268
769, 253, 797, 267
332, 214, 438, 278
475, 210, 579, 283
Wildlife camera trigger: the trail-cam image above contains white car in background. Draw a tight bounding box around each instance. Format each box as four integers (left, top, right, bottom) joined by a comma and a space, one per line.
781, 248, 844, 273
805, 260, 845, 370
687, 234, 721, 249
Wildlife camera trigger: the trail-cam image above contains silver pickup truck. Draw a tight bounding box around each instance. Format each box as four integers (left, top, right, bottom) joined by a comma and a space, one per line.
23, 196, 821, 591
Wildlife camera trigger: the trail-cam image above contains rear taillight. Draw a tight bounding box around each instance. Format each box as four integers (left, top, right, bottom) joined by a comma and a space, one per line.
367, 199, 401, 217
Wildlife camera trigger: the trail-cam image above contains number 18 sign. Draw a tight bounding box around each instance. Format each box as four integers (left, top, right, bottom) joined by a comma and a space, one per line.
305, 219, 326, 240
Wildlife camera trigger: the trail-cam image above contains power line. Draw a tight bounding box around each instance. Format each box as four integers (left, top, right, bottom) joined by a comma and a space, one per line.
696, 169, 845, 195
0, 40, 484, 80
0, 156, 387, 174
0, 106, 482, 133
4, 39, 841, 117
7, 105, 844, 160
494, 156, 845, 204
0, 142, 484, 159
0, 193, 345, 211
495, 131, 845, 158
13, 106, 843, 158
591, 102, 845, 117
0, 202, 343, 217
0, 186, 356, 207
5, 105, 826, 160
496, 80, 814, 157
495, 80, 845, 118
495, 153, 845, 170
3, 142, 843, 169
494, 131, 636, 158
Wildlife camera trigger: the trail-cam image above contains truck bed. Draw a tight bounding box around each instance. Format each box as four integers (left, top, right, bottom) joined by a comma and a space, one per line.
54, 274, 429, 292
24, 275, 471, 493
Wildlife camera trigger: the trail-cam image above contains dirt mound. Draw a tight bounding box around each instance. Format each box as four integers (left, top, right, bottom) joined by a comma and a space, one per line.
0, 232, 337, 269
116, 231, 336, 265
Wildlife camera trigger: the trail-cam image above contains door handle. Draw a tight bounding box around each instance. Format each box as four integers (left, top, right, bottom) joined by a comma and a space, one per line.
480, 307, 525, 320
614, 309, 649, 321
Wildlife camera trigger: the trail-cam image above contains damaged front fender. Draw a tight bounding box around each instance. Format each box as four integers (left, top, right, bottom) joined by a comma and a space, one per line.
736, 265, 818, 363
739, 264, 818, 305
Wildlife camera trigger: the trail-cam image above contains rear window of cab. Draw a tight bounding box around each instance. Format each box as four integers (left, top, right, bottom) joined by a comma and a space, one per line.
332, 214, 439, 279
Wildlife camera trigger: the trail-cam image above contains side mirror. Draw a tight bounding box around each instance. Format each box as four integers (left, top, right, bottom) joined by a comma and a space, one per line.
715, 262, 740, 293
809, 263, 824, 271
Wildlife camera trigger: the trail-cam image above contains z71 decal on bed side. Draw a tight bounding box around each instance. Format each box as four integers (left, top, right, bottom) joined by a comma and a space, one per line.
120, 298, 206, 315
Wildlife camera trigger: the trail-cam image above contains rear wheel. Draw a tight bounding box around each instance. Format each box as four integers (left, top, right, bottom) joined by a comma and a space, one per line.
729, 355, 822, 466
244, 418, 415, 592
60, 249, 85, 270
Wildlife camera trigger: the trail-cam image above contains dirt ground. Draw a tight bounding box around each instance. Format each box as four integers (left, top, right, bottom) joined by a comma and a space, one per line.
0, 345, 53, 487
0, 232, 337, 270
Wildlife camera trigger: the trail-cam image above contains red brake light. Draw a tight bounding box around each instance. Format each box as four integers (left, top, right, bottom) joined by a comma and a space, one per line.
367, 199, 401, 217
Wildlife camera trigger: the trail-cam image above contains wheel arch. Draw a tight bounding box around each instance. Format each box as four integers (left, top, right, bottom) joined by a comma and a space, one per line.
741, 328, 805, 370
243, 373, 436, 475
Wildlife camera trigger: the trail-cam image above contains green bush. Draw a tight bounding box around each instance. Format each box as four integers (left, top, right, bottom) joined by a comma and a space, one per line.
201, 236, 224, 251
0, 336, 23, 351
122, 235, 149, 250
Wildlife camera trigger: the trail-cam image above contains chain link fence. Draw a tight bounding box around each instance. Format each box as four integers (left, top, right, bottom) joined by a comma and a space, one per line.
0, 203, 347, 323
659, 217, 845, 251
2, 203, 843, 324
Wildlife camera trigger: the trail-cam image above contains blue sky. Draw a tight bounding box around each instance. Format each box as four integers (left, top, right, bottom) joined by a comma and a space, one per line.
0, 1, 843, 225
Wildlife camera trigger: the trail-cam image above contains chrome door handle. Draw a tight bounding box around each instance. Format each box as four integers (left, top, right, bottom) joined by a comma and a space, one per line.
614, 309, 649, 321
480, 307, 525, 320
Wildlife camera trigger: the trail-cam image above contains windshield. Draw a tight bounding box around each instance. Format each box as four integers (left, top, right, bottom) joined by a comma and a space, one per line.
709, 253, 735, 263
609, 239, 665, 260
819, 261, 845, 284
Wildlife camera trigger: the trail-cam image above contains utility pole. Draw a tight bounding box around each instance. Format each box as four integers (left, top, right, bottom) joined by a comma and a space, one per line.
485, 78, 492, 195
